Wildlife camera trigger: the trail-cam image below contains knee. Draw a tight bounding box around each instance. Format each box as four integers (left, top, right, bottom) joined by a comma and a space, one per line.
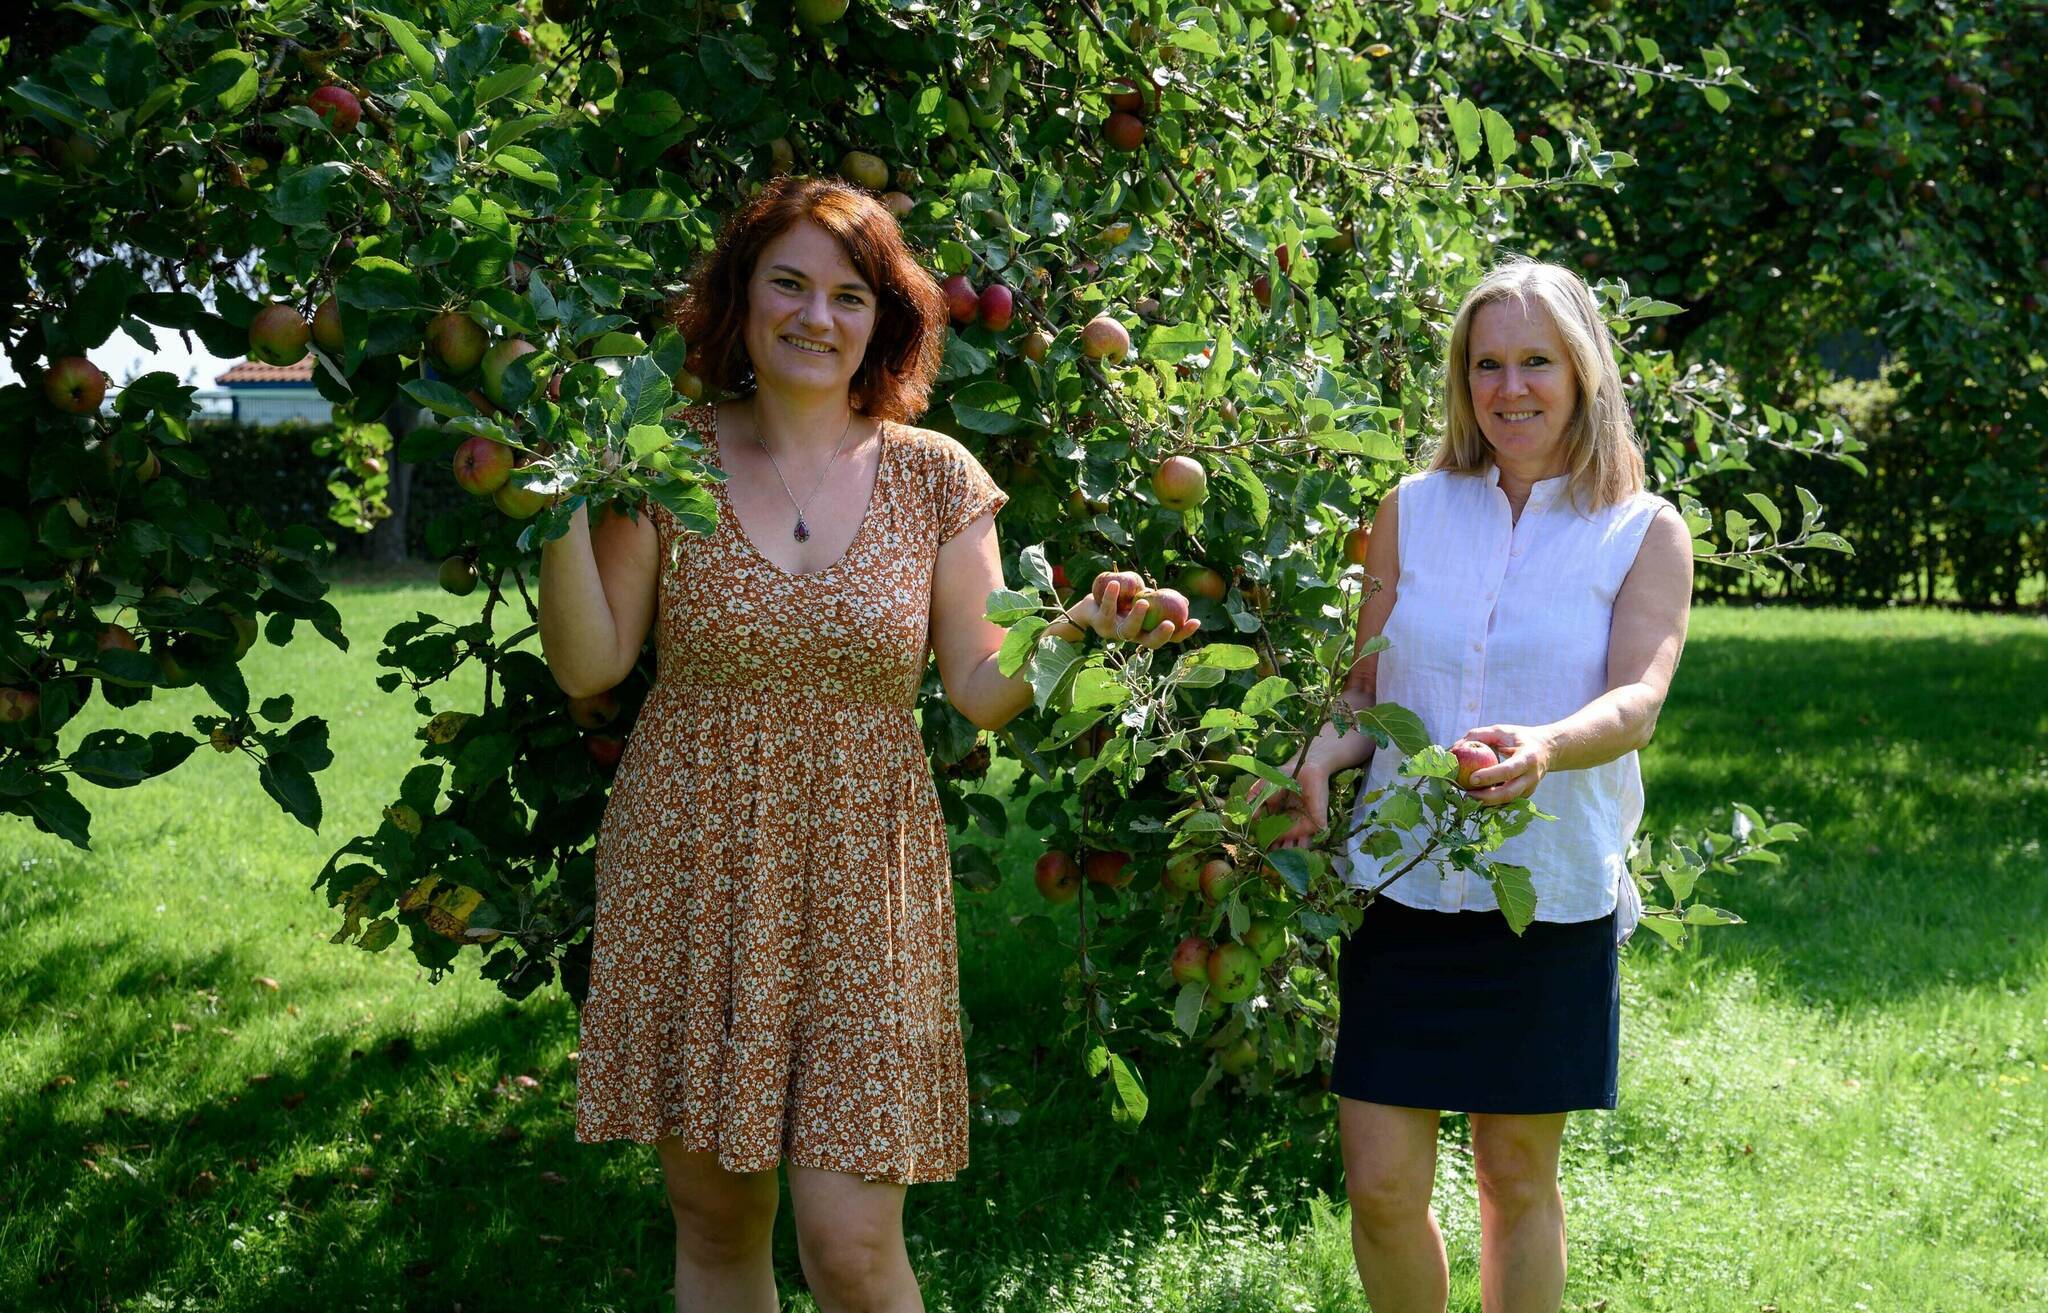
665, 1179, 774, 1267
799, 1225, 897, 1309
1472, 1146, 1558, 1219
1345, 1157, 1434, 1236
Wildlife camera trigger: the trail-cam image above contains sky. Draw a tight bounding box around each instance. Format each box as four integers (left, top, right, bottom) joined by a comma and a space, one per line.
2, 325, 242, 394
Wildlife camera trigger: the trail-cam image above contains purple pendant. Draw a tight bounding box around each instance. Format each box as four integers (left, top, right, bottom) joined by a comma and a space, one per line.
793, 517, 810, 542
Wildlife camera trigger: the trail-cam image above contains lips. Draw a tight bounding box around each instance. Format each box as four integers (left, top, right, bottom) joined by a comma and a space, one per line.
782, 335, 834, 355
1496, 410, 1541, 422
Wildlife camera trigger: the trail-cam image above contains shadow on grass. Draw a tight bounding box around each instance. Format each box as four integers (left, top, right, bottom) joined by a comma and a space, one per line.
1641, 623, 2048, 1009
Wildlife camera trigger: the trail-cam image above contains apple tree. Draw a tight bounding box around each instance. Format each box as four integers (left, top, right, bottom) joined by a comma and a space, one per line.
3, 0, 1835, 1120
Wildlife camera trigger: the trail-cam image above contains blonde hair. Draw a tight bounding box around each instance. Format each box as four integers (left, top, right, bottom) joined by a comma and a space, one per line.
1429, 256, 1644, 511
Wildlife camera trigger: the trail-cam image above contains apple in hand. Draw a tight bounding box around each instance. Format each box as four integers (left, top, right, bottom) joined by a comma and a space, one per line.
42, 357, 107, 415
1135, 587, 1189, 633
248, 303, 312, 366
451, 437, 514, 495
1449, 737, 1501, 790
1091, 570, 1145, 619
1170, 936, 1212, 986
1034, 849, 1082, 904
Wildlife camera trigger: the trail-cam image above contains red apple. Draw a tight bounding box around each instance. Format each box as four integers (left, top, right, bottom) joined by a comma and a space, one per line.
1274, 243, 1293, 275
1252, 274, 1273, 309
1207, 942, 1260, 1003
1135, 587, 1189, 634
1034, 850, 1082, 904
585, 733, 624, 768
1151, 454, 1208, 511
248, 303, 311, 366
1050, 563, 1069, 591
1091, 570, 1145, 618
1103, 111, 1145, 151
0, 686, 40, 724
479, 338, 540, 409
1344, 522, 1372, 565
979, 282, 1014, 332
567, 690, 621, 729
1080, 315, 1130, 360
1450, 737, 1500, 789
437, 556, 479, 596
942, 274, 980, 324
1178, 566, 1226, 603
427, 312, 488, 374
1020, 330, 1052, 362
1109, 78, 1150, 117
1083, 850, 1133, 889
307, 85, 362, 133
1170, 936, 1212, 986
451, 437, 514, 495
42, 357, 107, 415
311, 295, 344, 352
97, 623, 140, 654
1198, 858, 1237, 904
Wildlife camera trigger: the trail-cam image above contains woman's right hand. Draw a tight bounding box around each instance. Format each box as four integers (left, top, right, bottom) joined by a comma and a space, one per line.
1247, 760, 1331, 850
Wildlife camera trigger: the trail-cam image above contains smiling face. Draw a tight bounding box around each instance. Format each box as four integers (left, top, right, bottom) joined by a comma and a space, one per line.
741, 219, 878, 403
1465, 296, 1580, 474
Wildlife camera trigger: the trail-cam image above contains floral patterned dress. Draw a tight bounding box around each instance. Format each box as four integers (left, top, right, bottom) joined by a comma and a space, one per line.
573, 404, 1006, 1185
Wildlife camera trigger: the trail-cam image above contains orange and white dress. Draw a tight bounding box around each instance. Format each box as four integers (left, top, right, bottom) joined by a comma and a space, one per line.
573, 405, 1005, 1184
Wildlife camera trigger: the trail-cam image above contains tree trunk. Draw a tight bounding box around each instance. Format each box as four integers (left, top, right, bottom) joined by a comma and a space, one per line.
364, 401, 418, 566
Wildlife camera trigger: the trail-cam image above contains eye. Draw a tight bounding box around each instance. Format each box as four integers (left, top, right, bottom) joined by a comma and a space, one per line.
837, 292, 867, 306
771, 277, 801, 291
1526, 355, 1550, 366
1473, 358, 1498, 370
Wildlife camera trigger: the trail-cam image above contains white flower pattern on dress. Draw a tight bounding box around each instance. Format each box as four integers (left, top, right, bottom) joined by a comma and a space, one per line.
573, 406, 1007, 1185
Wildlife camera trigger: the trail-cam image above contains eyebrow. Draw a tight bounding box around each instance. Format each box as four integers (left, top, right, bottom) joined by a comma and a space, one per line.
767, 264, 872, 293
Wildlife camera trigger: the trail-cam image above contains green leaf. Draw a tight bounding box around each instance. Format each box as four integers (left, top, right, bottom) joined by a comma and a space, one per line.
1181, 643, 1259, 671
1263, 848, 1317, 897
1106, 1053, 1149, 1127
1141, 323, 1212, 361
1241, 675, 1296, 717
1355, 703, 1429, 756
1173, 981, 1205, 1037
365, 9, 438, 79
1444, 96, 1482, 163
1701, 85, 1731, 114
400, 380, 476, 418
474, 64, 540, 109
338, 258, 426, 311
1486, 863, 1538, 934
950, 381, 1025, 434
24, 777, 92, 849
1029, 633, 1083, 712
268, 162, 350, 226
62, 262, 141, 351
997, 617, 1050, 678
491, 147, 559, 191
257, 755, 323, 832
1743, 493, 1782, 535
1226, 753, 1298, 796
1480, 106, 1517, 166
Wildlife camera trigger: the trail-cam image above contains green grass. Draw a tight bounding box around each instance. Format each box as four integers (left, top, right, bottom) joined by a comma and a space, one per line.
4, 587, 2045, 1311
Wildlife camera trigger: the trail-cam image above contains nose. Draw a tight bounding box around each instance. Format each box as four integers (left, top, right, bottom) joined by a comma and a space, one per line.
1496, 366, 1528, 398
797, 292, 832, 331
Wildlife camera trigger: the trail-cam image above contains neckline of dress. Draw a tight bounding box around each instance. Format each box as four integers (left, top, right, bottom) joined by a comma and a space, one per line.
704, 402, 890, 580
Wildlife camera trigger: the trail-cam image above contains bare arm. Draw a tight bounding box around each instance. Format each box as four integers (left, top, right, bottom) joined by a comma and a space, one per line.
1463, 505, 1694, 802
537, 500, 659, 699
928, 510, 1198, 733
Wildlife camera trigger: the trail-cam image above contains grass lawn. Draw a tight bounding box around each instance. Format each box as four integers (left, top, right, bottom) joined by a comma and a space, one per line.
3, 584, 2045, 1311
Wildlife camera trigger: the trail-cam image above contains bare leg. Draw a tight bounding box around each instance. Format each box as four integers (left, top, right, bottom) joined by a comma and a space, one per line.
652, 1139, 780, 1313
1468, 1112, 1569, 1313
1339, 1099, 1448, 1313
788, 1164, 924, 1313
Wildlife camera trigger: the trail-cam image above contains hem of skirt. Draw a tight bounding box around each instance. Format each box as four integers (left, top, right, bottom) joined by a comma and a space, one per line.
1328, 1083, 1618, 1115
573, 1120, 966, 1185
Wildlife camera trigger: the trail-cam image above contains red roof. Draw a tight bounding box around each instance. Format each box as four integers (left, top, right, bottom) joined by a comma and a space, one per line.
216, 358, 316, 384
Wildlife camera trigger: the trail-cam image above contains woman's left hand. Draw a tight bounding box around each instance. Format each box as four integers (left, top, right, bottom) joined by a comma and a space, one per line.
1052, 574, 1202, 650
1460, 723, 1553, 805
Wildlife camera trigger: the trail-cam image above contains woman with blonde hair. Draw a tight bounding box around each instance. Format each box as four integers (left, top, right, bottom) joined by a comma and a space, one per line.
540, 176, 1198, 1312
1257, 256, 1694, 1311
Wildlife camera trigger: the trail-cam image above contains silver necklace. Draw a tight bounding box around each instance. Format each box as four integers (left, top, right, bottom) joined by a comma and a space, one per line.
753, 409, 857, 542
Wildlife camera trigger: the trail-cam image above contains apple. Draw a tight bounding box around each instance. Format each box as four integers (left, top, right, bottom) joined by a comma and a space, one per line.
308, 85, 362, 132
1109, 78, 1150, 117
154, 636, 201, 688
1170, 936, 1212, 986
1344, 522, 1372, 565
428, 312, 488, 374
1252, 274, 1273, 310
248, 303, 311, 366
1151, 454, 1208, 511
839, 150, 889, 191
1034, 850, 1082, 904
1216, 1035, 1259, 1074
1162, 852, 1204, 897
1241, 918, 1288, 966
451, 437, 514, 495
97, 623, 140, 655
479, 338, 540, 408
1050, 563, 1069, 591
310, 295, 345, 353
1274, 243, 1293, 275
214, 604, 260, 659
1083, 850, 1133, 889
941, 274, 980, 324
979, 282, 1014, 332
167, 170, 201, 207
47, 134, 100, 174
585, 734, 624, 768
1450, 738, 1500, 789
795, 0, 849, 24
1198, 858, 1237, 904
767, 138, 795, 175
437, 556, 479, 596
1178, 566, 1226, 603
1103, 111, 1145, 152
1080, 315, 1130, 360
0, 685, 42, 724
673, 366, 706, 401
1134, 587, 1189, 634
568, 690, 621, 729
881, 191, 915, 218
1091, 569, 1144, 618
494, 480, 551, 519
43, 357, 107, 415
1207, 942, 1260, 1004
1020, 330, 1052, 363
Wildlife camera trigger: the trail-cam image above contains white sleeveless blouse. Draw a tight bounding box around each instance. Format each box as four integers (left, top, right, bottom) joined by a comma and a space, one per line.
1341, 464, 1671, 936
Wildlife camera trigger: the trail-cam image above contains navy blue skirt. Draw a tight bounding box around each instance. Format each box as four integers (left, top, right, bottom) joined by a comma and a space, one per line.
1332, 896, 1619, 1114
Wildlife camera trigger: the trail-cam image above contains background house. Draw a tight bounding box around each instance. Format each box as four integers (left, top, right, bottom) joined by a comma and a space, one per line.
210, 358, 332, 426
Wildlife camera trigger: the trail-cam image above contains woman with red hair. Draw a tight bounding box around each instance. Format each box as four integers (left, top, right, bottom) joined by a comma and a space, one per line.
538, 176, 1197, 1312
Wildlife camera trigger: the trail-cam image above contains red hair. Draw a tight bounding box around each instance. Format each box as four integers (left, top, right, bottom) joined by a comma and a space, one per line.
673, 177, 946, 422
